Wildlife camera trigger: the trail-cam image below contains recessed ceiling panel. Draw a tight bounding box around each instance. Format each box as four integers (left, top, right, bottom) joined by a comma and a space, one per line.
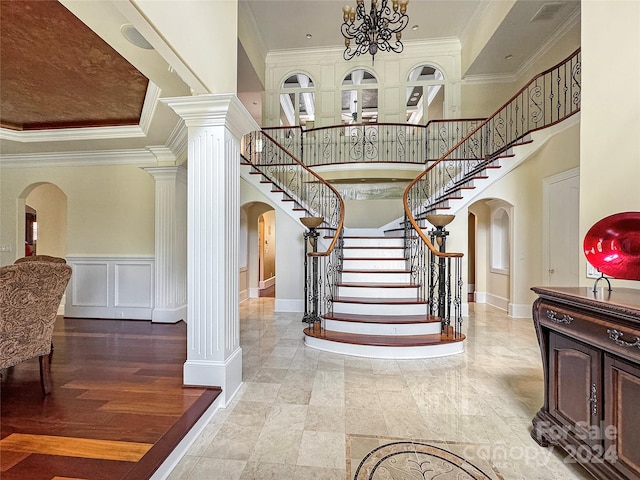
0, 0, 148, 130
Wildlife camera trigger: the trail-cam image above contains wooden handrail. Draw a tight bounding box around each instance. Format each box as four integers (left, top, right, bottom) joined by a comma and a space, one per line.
403, 47, 581, 258
260, 131, 345, 258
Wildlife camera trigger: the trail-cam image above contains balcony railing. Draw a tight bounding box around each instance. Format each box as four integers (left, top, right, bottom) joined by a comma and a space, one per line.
262, 118, 486, 168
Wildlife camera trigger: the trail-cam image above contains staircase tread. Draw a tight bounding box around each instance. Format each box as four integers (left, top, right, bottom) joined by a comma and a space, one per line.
332, 296, 427, 305
323, 312, 439, 324
338, 282, 418, 288
304, 327, 465, 347
342, 269, 411, 274
343, 236, 397, 239
343, 246, 404, 249
344, 257, 406, 261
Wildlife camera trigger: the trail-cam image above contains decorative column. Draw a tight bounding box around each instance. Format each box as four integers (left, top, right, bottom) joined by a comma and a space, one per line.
163, 94, 258, 406
143, 166, 187, 323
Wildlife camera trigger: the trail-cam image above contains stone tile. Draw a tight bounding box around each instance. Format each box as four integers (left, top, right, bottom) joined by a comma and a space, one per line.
238, 462, 296, 480
296, 430, 346, 468
293, 465, 345, 479
170, 299, 588, 480
185, 458, 246, 480
304, 404, 345, 433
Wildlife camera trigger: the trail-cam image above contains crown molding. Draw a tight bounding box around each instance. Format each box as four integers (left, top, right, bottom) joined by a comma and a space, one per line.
266, 38, 461, 66
0, 81, 160, 143
166, 120, 188, 163
463, 8, 580, 86
463, 72, 517, 85
513, 8, 580, 82
0, 148, 160, 168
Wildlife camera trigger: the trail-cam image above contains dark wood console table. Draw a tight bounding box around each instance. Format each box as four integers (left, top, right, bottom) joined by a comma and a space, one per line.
531, 286, 640, 480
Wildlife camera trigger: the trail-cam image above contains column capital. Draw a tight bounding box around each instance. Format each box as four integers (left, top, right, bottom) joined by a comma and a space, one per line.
162, 94, 259, 139
143, 165, 187, 183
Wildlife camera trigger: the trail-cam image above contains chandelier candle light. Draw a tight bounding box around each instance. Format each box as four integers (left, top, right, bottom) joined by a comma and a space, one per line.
341, 0, 409, 63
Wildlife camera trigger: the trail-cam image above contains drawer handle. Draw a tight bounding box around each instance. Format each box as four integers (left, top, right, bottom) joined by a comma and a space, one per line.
546, 309, 573, 324
607, 329, 640, 349
588, 383, 597, 416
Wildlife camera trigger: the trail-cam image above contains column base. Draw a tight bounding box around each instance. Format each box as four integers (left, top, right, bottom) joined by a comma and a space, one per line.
183, 347, 243, 407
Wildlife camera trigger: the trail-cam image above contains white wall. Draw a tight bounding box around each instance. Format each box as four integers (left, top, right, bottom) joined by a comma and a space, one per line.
263, 40, 463, 127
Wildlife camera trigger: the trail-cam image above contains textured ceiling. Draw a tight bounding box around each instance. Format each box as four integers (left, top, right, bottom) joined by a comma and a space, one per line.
0, 0, 148, 131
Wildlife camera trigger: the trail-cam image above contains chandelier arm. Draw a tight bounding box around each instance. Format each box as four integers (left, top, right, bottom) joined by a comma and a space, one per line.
340, 0, 409, 61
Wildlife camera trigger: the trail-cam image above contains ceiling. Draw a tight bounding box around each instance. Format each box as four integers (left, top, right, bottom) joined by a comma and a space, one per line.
0, 0, 580, 158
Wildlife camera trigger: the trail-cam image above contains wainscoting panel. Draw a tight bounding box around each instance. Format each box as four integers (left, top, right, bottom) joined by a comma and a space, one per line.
66, 256, 154, 320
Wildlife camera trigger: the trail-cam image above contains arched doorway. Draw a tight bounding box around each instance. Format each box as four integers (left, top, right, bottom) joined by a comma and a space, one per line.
239, 202, 276, 300
468, 198, 513, 312
22, 183, 68, 260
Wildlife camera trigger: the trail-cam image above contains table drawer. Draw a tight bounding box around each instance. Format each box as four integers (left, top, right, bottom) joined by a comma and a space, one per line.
537, 301, 640, 364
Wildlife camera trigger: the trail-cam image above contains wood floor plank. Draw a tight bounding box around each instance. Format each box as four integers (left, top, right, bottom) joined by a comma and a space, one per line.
0, 317, 222, 479
0, 433, 152, 462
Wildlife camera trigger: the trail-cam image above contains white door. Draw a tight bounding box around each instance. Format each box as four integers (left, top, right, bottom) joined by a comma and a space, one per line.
544, 169, 580, 286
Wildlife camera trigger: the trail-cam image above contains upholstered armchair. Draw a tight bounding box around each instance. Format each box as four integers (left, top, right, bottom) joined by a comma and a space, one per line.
0, 261, 72, 394
15, 255, 67, 264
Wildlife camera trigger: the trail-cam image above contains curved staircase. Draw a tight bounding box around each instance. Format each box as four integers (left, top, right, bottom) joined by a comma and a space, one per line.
243, 49, 581, 361
303, 231, 465, 359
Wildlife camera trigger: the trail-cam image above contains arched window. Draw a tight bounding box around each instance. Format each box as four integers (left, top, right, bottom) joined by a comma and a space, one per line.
279, 73, 315, 128
341, 69, 378, 124
406, 64, 445, 124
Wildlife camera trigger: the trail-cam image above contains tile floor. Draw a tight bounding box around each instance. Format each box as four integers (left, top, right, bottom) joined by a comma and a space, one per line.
167, 299, 594, 480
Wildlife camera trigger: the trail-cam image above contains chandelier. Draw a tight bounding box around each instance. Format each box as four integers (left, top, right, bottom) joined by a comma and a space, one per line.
341, 0, 409, 63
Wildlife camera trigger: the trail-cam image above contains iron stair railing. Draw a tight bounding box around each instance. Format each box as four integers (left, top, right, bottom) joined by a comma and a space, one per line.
403, 48, 582, 338
242, 131, 345, 328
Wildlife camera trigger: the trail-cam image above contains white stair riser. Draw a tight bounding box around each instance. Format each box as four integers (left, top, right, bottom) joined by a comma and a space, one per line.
343, 238, 404, 248
325, 319, 440, 336
333, 302, 427, 316
338, 285, 418, 299
343, 248, 404, 259
304, 336, 464, 359
342, 259, 406, 271
341, 272, 412, 283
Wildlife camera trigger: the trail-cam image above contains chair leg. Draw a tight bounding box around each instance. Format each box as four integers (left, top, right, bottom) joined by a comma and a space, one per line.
39, 354, 52, 395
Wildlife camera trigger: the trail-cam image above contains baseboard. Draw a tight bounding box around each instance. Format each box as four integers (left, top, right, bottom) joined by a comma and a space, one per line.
239, 289, 249, 303
152, 305, 187, 323
274, 298, 304, 312
475, 291, 509, 312
249, 287, 260, 298
258, 276, 275, 289
509, 303, 532, 318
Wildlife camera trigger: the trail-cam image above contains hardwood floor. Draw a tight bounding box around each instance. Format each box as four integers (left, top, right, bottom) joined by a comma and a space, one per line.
0, 316, 221, 480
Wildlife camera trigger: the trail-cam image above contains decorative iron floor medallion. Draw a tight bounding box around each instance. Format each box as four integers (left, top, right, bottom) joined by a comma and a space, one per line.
354, 441, 494, 480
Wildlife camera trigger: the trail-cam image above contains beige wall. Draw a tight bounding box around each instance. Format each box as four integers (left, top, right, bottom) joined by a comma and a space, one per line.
580, 1, 640, 289
468, 122, 580, 309
261, 209, 276, 280
240, 178, 305, 306
461, 21, 581, 119
0, 164, 155, 266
